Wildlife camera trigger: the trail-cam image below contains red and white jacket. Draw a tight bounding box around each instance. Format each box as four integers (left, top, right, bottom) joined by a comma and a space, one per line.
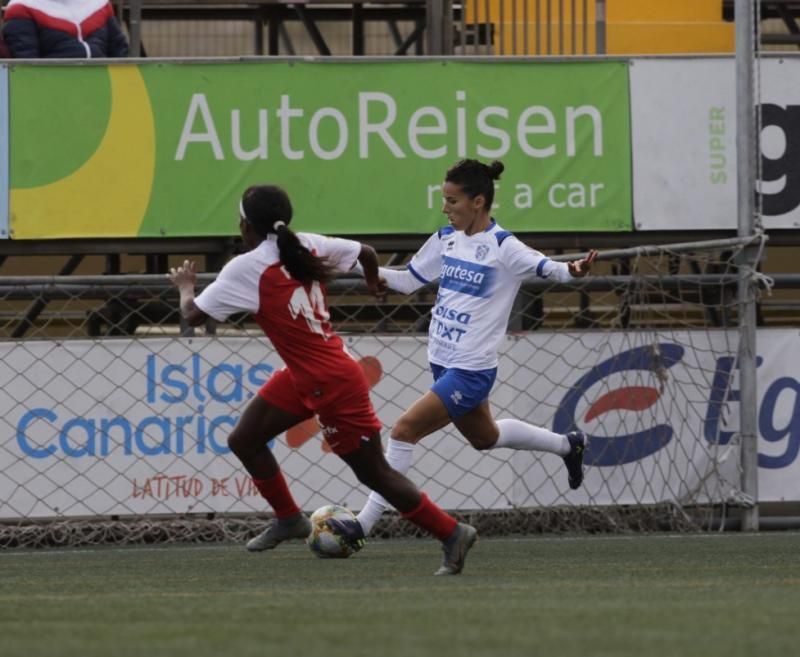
2, 0, 129, 58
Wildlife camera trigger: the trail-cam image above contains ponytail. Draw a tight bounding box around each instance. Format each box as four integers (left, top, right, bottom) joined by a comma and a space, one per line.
275, 223, 336, 284
241, 185, 335, 284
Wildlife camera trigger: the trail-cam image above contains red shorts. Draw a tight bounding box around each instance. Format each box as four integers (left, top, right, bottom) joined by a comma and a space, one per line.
258, 364, 382, 455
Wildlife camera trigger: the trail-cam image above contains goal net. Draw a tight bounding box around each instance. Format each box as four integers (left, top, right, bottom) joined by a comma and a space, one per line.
0, 235, 765, 547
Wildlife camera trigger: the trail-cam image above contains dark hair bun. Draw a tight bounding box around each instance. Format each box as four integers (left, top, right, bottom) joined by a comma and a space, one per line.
488, 160, 505, 179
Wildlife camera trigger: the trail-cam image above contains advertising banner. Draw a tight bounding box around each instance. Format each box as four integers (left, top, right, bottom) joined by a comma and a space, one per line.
2, 329, 799, 519
7, 60, 632, 239
0, 64, 8, 240
631, 56, 800, 230
0, 335, 516, 518
510, 328, 800, 506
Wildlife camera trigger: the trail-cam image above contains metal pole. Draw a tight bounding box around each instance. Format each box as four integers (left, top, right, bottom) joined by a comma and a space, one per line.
129, 0, 142, 57
735, 0, 760, 532
427, 0, 444, 55
595, 0, 606, 55
444, 0, 454, 54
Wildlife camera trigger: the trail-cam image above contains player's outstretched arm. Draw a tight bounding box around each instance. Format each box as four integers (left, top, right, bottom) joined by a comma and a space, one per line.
567, 249, 598, 278
167, 259, 208, 327
350, 260, 426, 296
357, 244, 387, 300
378, 266, 428, 295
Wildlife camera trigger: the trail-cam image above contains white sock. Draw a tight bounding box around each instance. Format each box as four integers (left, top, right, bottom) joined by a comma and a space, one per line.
494, 418, 570, 456
356, 438, 416, 535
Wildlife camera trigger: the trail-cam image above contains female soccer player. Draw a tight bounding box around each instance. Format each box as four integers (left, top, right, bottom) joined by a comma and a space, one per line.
167, 184, 476, 575
329, 159, 597, 547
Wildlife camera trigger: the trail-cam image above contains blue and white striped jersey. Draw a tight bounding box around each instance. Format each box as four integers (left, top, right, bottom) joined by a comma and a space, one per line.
381, 220, 573, 370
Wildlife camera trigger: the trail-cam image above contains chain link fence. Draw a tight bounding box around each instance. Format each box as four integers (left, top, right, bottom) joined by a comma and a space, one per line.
0, 236, 779, 547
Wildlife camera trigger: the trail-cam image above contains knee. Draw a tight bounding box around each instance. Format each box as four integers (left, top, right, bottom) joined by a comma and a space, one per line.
468, 437, 495, 451
351, 461, 394, 492
464, 427, 499, 451
227, 429, 261, 460
390, 418, 420, 444
354, 468, 383, 491
227, 431, 245, 458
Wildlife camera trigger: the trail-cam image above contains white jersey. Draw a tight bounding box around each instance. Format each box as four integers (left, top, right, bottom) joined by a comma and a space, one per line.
381, 220, 573, 370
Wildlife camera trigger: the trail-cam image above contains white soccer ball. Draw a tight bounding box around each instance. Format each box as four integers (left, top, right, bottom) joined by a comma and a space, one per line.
307, 504, 358, 559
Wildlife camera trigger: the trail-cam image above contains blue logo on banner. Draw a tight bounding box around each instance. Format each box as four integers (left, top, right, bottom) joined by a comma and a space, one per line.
553, 344, 685, 466
439, 256, 494, 298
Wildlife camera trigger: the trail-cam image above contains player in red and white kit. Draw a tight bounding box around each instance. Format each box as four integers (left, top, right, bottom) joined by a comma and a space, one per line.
167, 184, 476, 575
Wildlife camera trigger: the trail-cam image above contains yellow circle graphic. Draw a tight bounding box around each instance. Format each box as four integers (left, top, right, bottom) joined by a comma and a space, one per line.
10, 66, 155, 239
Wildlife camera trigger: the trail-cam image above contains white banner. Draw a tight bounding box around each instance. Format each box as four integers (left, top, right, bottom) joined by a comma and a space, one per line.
2, 330, 799, 519
0, 336, 516, 518
630, 56, 800, 231
508, 329, 794, 506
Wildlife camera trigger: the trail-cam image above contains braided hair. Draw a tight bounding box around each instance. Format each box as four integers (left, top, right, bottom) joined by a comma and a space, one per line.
240, 185, 336, 284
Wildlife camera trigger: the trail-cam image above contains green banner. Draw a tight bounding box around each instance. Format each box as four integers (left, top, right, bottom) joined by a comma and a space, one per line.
9, 60, 631, 239
0, 65, 7, 239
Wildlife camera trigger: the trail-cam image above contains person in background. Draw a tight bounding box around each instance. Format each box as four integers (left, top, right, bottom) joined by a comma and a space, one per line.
167, 184, 478, 576
0, 11, 12, 58
2, 0, 128, 58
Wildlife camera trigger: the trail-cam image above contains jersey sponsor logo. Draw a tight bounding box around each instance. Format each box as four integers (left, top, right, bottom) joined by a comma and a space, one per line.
553, 344, 684, 466
432, 302, 471, 343
439, 256, 494, 298
432, 319, 467, 342
434, 304, 472, 325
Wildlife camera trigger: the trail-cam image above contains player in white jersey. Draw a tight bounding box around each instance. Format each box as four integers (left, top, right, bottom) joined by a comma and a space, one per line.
329, 159, 597, 549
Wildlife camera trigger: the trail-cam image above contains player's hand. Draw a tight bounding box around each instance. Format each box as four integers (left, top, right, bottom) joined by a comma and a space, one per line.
366, 276, 388, 301
568, 249, 598, 278
167, 259, 198, 288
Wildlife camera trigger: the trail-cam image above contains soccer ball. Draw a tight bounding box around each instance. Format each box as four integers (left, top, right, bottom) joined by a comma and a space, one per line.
307, 504, 358, 559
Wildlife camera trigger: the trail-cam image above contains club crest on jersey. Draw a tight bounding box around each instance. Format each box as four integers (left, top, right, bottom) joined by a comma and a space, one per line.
475, 245, 489, 261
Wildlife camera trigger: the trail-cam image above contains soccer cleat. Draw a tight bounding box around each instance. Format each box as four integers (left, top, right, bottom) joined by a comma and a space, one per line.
246, 514, 312, 552
435, 523, 478, 576
563, 431, 587, 490
325, 517, 366, 552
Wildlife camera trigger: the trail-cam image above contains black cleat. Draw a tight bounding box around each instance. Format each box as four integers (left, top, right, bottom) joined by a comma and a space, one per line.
326, 517, 366, 552
563, 431, 587, 490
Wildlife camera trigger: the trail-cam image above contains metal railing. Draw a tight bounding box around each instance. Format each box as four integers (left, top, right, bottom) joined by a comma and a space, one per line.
454, 0, 606, 56
115, 0, 606, 57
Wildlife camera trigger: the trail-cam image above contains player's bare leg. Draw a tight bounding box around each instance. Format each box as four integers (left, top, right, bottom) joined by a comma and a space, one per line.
338, 434, 477, 575
455, 401, 586, 489
342, 392, 452, 537
391, 391, 453, 444
452, 401, 499, 449
338, 434, 427, 513
228, 396, 311, 551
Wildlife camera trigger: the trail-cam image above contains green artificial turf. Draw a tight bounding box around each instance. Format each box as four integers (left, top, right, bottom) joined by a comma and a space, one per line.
2, 532, 799, 657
